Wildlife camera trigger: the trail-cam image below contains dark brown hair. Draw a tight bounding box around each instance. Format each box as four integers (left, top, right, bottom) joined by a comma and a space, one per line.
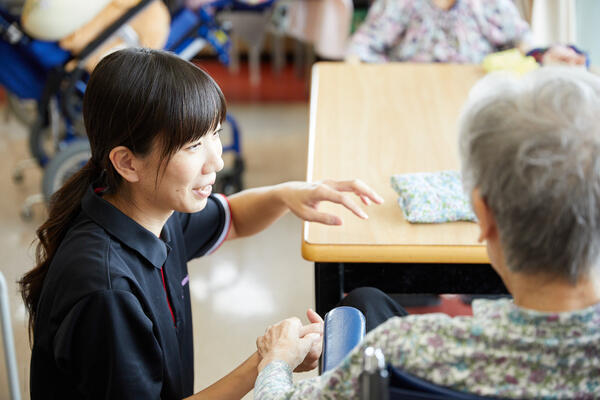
20, 48, 226, 340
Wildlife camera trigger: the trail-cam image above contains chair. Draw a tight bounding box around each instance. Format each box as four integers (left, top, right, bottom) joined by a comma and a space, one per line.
215, 0, 277, 85
0, 271, 21, 400
322, 306, 495, 400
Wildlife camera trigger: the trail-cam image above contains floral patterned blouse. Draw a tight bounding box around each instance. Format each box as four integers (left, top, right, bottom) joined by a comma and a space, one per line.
347, 0, 533, 63
255, 299, 600, 399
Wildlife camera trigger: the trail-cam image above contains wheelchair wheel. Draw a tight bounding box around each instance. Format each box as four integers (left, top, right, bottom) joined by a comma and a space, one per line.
41, 140, 91, 202
29, 109, 86, 167
29, 87, 86, 167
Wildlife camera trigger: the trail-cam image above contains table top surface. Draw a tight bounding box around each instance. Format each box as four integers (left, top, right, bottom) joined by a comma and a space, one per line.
302, 62, 489, 263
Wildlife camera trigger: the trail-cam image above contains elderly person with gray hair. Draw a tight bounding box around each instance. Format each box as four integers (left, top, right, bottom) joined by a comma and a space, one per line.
252, 67, 600, 399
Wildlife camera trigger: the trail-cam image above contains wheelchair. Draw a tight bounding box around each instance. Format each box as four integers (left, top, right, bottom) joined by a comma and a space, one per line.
1, 0, 255, 218
323, 307, 497, 400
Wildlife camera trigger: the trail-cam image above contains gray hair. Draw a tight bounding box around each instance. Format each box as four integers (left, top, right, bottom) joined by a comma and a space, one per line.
459, 67, 600, 283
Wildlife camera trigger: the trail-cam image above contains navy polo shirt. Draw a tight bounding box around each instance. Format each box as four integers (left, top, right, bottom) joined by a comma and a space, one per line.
30, 184, 231, 399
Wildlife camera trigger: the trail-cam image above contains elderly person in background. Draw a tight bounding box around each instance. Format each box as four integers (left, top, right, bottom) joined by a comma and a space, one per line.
347, 0, 586, 66
253, 67, 600, 399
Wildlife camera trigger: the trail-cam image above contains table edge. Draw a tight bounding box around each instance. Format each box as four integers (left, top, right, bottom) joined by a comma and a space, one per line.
301, 240, 489, 263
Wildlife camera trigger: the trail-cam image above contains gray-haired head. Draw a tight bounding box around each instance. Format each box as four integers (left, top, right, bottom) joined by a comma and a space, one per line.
459, 67, 600, 283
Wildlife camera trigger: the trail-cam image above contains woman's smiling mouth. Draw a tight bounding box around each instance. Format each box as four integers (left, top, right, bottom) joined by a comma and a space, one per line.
192, 184, 213, 198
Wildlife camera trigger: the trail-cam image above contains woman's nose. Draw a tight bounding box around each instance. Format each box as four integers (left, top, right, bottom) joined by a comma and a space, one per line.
202, 139, 224, 174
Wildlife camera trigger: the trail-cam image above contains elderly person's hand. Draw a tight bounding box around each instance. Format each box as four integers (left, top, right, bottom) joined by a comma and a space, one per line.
293, 309, 324, 372
279, 180, 384, 226
257, 309, 324, 373
542, 45, 587, 66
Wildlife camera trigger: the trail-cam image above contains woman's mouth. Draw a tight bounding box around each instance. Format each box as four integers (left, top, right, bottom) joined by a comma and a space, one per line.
192, 184, 212, 198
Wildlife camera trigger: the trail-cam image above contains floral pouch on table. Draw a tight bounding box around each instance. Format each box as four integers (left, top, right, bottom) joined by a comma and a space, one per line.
390, 171, 476, 223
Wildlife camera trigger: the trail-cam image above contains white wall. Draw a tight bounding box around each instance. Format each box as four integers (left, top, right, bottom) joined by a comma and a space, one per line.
575, 0, 600, 66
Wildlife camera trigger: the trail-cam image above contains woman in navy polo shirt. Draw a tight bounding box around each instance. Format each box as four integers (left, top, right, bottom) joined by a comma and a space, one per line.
20, 48, 383, 399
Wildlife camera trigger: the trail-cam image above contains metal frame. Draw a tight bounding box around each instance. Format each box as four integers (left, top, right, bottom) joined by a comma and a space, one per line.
0, 272, 21, 400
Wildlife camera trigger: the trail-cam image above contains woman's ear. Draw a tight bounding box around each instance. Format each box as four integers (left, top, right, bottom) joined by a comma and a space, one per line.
108, 146, 140, 183
471, 188, 497, 243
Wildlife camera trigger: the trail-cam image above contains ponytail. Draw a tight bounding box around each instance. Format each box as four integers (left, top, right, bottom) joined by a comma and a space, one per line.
19, 159, 101, 343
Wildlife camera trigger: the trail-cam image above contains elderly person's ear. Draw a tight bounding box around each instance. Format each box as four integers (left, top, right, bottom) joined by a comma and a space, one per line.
471, 189, 497, 243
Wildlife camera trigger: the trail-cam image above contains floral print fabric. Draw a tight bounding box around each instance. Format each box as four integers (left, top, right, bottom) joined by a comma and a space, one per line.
391, 170, 476, 223
255, 299, 600, 399
347, 0, 532, 63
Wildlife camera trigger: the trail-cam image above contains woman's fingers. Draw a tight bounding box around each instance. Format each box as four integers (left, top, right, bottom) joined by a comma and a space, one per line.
299, 322, 323, 337
324, 189, 368, 220
324, 179, 384, 204
299, 186, 368, 224
287, 180, 384, 225
299, 206, 343, 226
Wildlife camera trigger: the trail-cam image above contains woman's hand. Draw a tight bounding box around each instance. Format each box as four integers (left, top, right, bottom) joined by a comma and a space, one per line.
278, 179, 384, 225
543, 45, 586, 66
293, 309, 324, 372
256, 309, 324, 373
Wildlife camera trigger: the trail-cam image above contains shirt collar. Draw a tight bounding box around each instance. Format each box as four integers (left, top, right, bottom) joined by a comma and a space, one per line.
473, 297, 600, 327
81, 184, 169, 269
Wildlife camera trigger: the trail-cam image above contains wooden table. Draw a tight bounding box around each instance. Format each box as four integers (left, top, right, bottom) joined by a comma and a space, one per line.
303, 62, 507, 316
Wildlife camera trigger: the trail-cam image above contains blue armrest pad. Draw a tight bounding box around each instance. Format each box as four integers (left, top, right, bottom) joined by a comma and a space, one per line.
322, 306, 366, 372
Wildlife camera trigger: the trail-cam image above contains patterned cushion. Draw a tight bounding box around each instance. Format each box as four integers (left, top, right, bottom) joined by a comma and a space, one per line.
390, 171, 476, 223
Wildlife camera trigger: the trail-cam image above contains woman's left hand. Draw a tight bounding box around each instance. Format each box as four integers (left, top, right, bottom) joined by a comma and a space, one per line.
278, 179, 384, 225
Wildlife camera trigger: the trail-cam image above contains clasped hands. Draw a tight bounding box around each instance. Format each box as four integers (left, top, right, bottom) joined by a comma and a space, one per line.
256, 309, 324, 373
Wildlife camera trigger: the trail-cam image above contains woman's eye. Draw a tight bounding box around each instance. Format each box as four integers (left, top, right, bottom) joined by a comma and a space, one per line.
213, 129, 222, 137
188, 142, 202, 150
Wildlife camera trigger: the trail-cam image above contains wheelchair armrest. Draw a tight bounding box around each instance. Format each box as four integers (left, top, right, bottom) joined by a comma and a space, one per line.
322, 306, 366, 373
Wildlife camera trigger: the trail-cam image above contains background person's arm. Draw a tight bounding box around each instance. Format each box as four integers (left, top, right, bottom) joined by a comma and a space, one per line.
346, 0, 410, 63
479, 0, 585, 66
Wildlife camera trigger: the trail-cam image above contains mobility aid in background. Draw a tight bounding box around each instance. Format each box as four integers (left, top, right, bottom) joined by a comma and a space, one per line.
0, 0, 255, 219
